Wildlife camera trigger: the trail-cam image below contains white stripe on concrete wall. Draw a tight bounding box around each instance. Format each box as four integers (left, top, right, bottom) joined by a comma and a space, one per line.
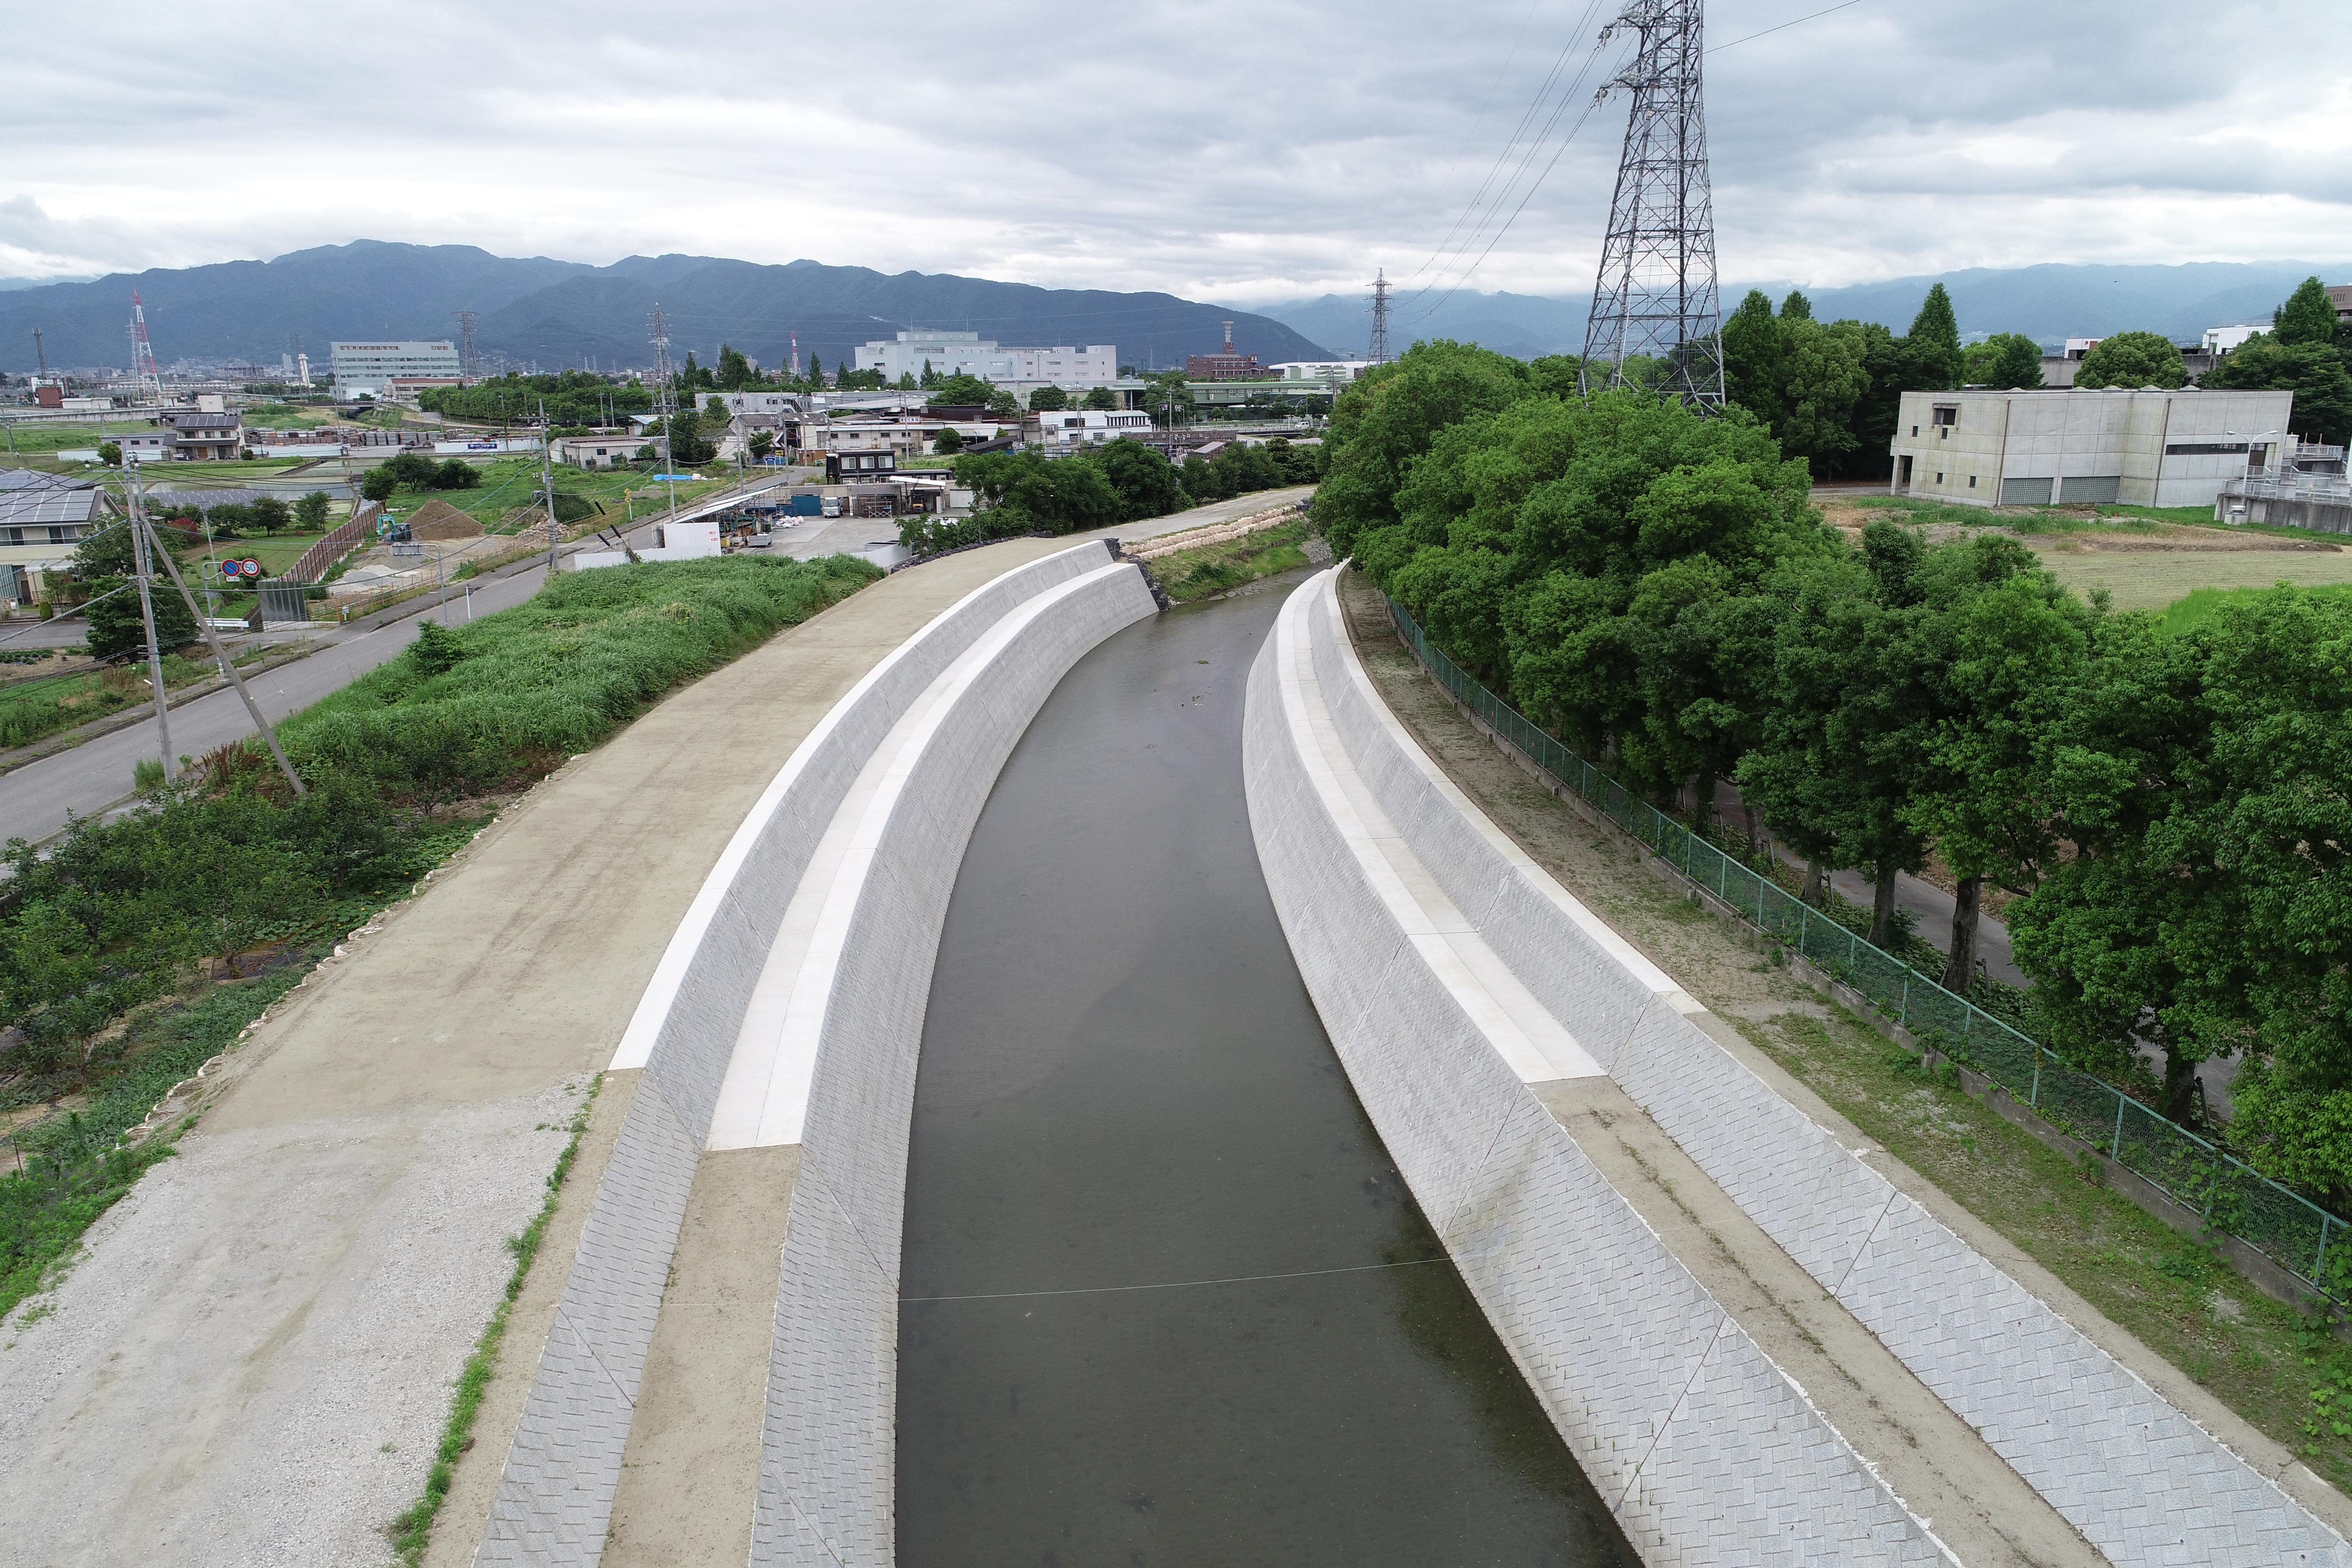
1295, 568, 2350, 1568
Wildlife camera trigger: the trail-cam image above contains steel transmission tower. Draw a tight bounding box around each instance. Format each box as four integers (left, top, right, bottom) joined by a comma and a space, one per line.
1366, 270, 1393, 364
452, 309, 481, 377
1579, 0, 1724, 407
128, 291, 165, 406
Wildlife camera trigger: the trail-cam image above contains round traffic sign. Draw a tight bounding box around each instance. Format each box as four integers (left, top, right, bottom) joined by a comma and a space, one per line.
240, 558, 262, 579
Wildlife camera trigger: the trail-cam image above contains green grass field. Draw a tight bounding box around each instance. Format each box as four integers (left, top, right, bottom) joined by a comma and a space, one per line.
2158, 580, 2352, 635
172, 531, 334, 577
398, 459, 731, 534
2037, 549, 2352, 611
0, 424, 156, 456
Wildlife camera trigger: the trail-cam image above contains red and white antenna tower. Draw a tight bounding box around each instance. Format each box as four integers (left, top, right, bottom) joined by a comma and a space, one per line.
128, 291, 164, 405
789, 330, 800, 378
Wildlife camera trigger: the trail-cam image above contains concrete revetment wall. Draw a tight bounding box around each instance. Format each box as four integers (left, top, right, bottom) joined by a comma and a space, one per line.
1245, 573, 1948, 1565
475, 541, 1157, 1565
1253, 567, 2351, 1568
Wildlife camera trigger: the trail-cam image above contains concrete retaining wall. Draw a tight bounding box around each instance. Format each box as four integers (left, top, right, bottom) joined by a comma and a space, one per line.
1289, 568, 2349, 1568
1244, 576, 1948, 1565
750, 562, 1158, 1565
476, 540, 1150, 1565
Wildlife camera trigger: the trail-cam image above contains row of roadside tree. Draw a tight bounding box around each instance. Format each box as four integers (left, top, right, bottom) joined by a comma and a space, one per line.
1318, 339, 2352, 1205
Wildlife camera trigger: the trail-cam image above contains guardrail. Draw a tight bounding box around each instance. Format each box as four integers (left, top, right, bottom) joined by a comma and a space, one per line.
1384, 592, 2349, 1297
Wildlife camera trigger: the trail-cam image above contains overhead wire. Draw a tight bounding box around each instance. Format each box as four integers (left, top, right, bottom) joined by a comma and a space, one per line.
1395, 0, 1874, 326
1400, 0, 1611, 287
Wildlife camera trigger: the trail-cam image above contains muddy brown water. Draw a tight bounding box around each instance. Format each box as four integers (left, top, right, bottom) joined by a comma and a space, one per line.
897, 573, 1638, 1567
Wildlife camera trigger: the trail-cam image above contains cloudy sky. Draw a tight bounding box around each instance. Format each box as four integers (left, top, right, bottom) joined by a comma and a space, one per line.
11, 0, 2348, 301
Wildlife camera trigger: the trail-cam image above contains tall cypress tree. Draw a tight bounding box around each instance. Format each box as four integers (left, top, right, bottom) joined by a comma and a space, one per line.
1780, 289, 1814, 321
1719, 289, 1784, 428
1904, 284, 1964, 390
2274, 276, 2339, 347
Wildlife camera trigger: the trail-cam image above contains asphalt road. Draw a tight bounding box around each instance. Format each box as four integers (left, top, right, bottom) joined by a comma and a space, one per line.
0, 483, 1317, 847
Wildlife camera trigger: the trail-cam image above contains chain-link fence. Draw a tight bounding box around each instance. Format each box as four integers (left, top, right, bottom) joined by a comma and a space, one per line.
1384, 594, 2347, 1295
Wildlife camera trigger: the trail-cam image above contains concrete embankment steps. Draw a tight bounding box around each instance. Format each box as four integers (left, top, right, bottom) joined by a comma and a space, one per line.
469, 540, 1158, 1566
1246, 564, 2352, 1568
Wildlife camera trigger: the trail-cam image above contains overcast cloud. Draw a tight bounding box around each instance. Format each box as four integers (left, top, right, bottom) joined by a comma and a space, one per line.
10, 0, 2349, 300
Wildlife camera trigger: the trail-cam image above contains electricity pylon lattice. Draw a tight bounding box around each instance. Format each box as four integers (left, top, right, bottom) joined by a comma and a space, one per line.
1580, 0, 1724, 407
1366, 270, 1392, 364
128, 291, 165, 406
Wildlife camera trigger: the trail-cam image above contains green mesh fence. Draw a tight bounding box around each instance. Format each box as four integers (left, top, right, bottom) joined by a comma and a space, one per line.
1383, 594, 2346, 1294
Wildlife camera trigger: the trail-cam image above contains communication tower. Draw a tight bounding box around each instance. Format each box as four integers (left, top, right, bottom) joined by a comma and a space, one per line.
31, 328, 48, 382
1579, 0, 1725, 407
1366, 270, 1392, 364
128, 291, 165, 406
789, 330, 800, 378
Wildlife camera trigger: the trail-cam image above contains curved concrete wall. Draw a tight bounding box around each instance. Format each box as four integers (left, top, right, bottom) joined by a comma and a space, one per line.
477, 541, 1154, 1565
1244, 574, 1948, 1565
1282, 567, 2349, 1568
750, 563, 1158, 1565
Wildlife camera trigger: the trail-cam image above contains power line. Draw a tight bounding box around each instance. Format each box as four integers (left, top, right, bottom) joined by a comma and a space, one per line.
1709, 0, 1865, 53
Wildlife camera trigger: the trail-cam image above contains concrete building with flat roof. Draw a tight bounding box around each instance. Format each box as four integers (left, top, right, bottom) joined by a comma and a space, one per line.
331, 340, 462, 398
1889, 387, 2297, 509
851, 331, 1116, 391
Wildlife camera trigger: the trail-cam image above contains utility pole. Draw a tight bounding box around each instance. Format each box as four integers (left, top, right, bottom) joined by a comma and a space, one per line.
141, 509, 304, 796
649, 303, 680, 531
124, 458, 175, 782
540, 398, 560, 578
1366, 270, 1392, 365
1580, 0, 1726, 408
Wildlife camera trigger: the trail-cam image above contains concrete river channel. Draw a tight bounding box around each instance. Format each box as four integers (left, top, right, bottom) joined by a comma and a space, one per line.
897, 574, 1639, 1565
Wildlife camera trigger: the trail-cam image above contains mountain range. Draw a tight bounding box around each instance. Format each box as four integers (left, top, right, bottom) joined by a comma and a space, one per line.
1246, 260, 2352, 361
7, 245, 2345, 379
0, 242, 1333, 375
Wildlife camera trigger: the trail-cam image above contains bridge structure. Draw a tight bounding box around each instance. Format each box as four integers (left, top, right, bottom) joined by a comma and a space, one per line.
7, 536, 2350, 1567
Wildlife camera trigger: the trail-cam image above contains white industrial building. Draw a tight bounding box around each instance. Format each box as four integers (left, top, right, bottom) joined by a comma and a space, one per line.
1889, 387, 2298, 509
851, 331, 1117, 391
1034, 408, 1154, 452
1268, 360, 1372, 382
331, 340, 462, 398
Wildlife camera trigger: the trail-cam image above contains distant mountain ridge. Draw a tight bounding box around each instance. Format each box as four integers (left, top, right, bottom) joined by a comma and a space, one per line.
0, 242, 1332, 375
1247, 260, 2352, 361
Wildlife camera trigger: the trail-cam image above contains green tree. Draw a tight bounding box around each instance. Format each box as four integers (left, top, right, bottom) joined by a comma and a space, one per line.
1738, 533, 1933, 931
1028, 384, 1069, 411
1775, 317, 1870, 476
657, 410, 715, 466
806, 355, 825, 387
1780, 289, 1813, 322
704, 395, 731, 423
433, 459, 481, 490
1311, 340, 1531, 559
1719, 289, 1784, 427
953, 449, 1121, 535
2008, 612, 2223, 1115
1961, 332, 2046, 389
87, 567, 199, 662
931, 372, 998, 407
932, 427, 964, 455
2073, 331, 2186, 389
748, 429, 775, 462
1903, 283, 1964, 391
1082, 437, 1187, 521
2274, 276, 2340, 347
250, 496, 294, 534
2184, 590, 2352, 1196
2201, 335, 2352, 445
97, 441, 121, 466
716, 343, 754, 389
919, 360, 939, 389
360, 466, 401, 502
294, 490, 331, 531
896, 372, 917, 391
1081, 386, 1119, 411
1904, 535, 2093, 991
1141, 371, 1194, 428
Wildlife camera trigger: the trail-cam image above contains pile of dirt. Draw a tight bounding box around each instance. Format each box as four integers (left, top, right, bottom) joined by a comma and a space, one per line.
405, 498, 485, 541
